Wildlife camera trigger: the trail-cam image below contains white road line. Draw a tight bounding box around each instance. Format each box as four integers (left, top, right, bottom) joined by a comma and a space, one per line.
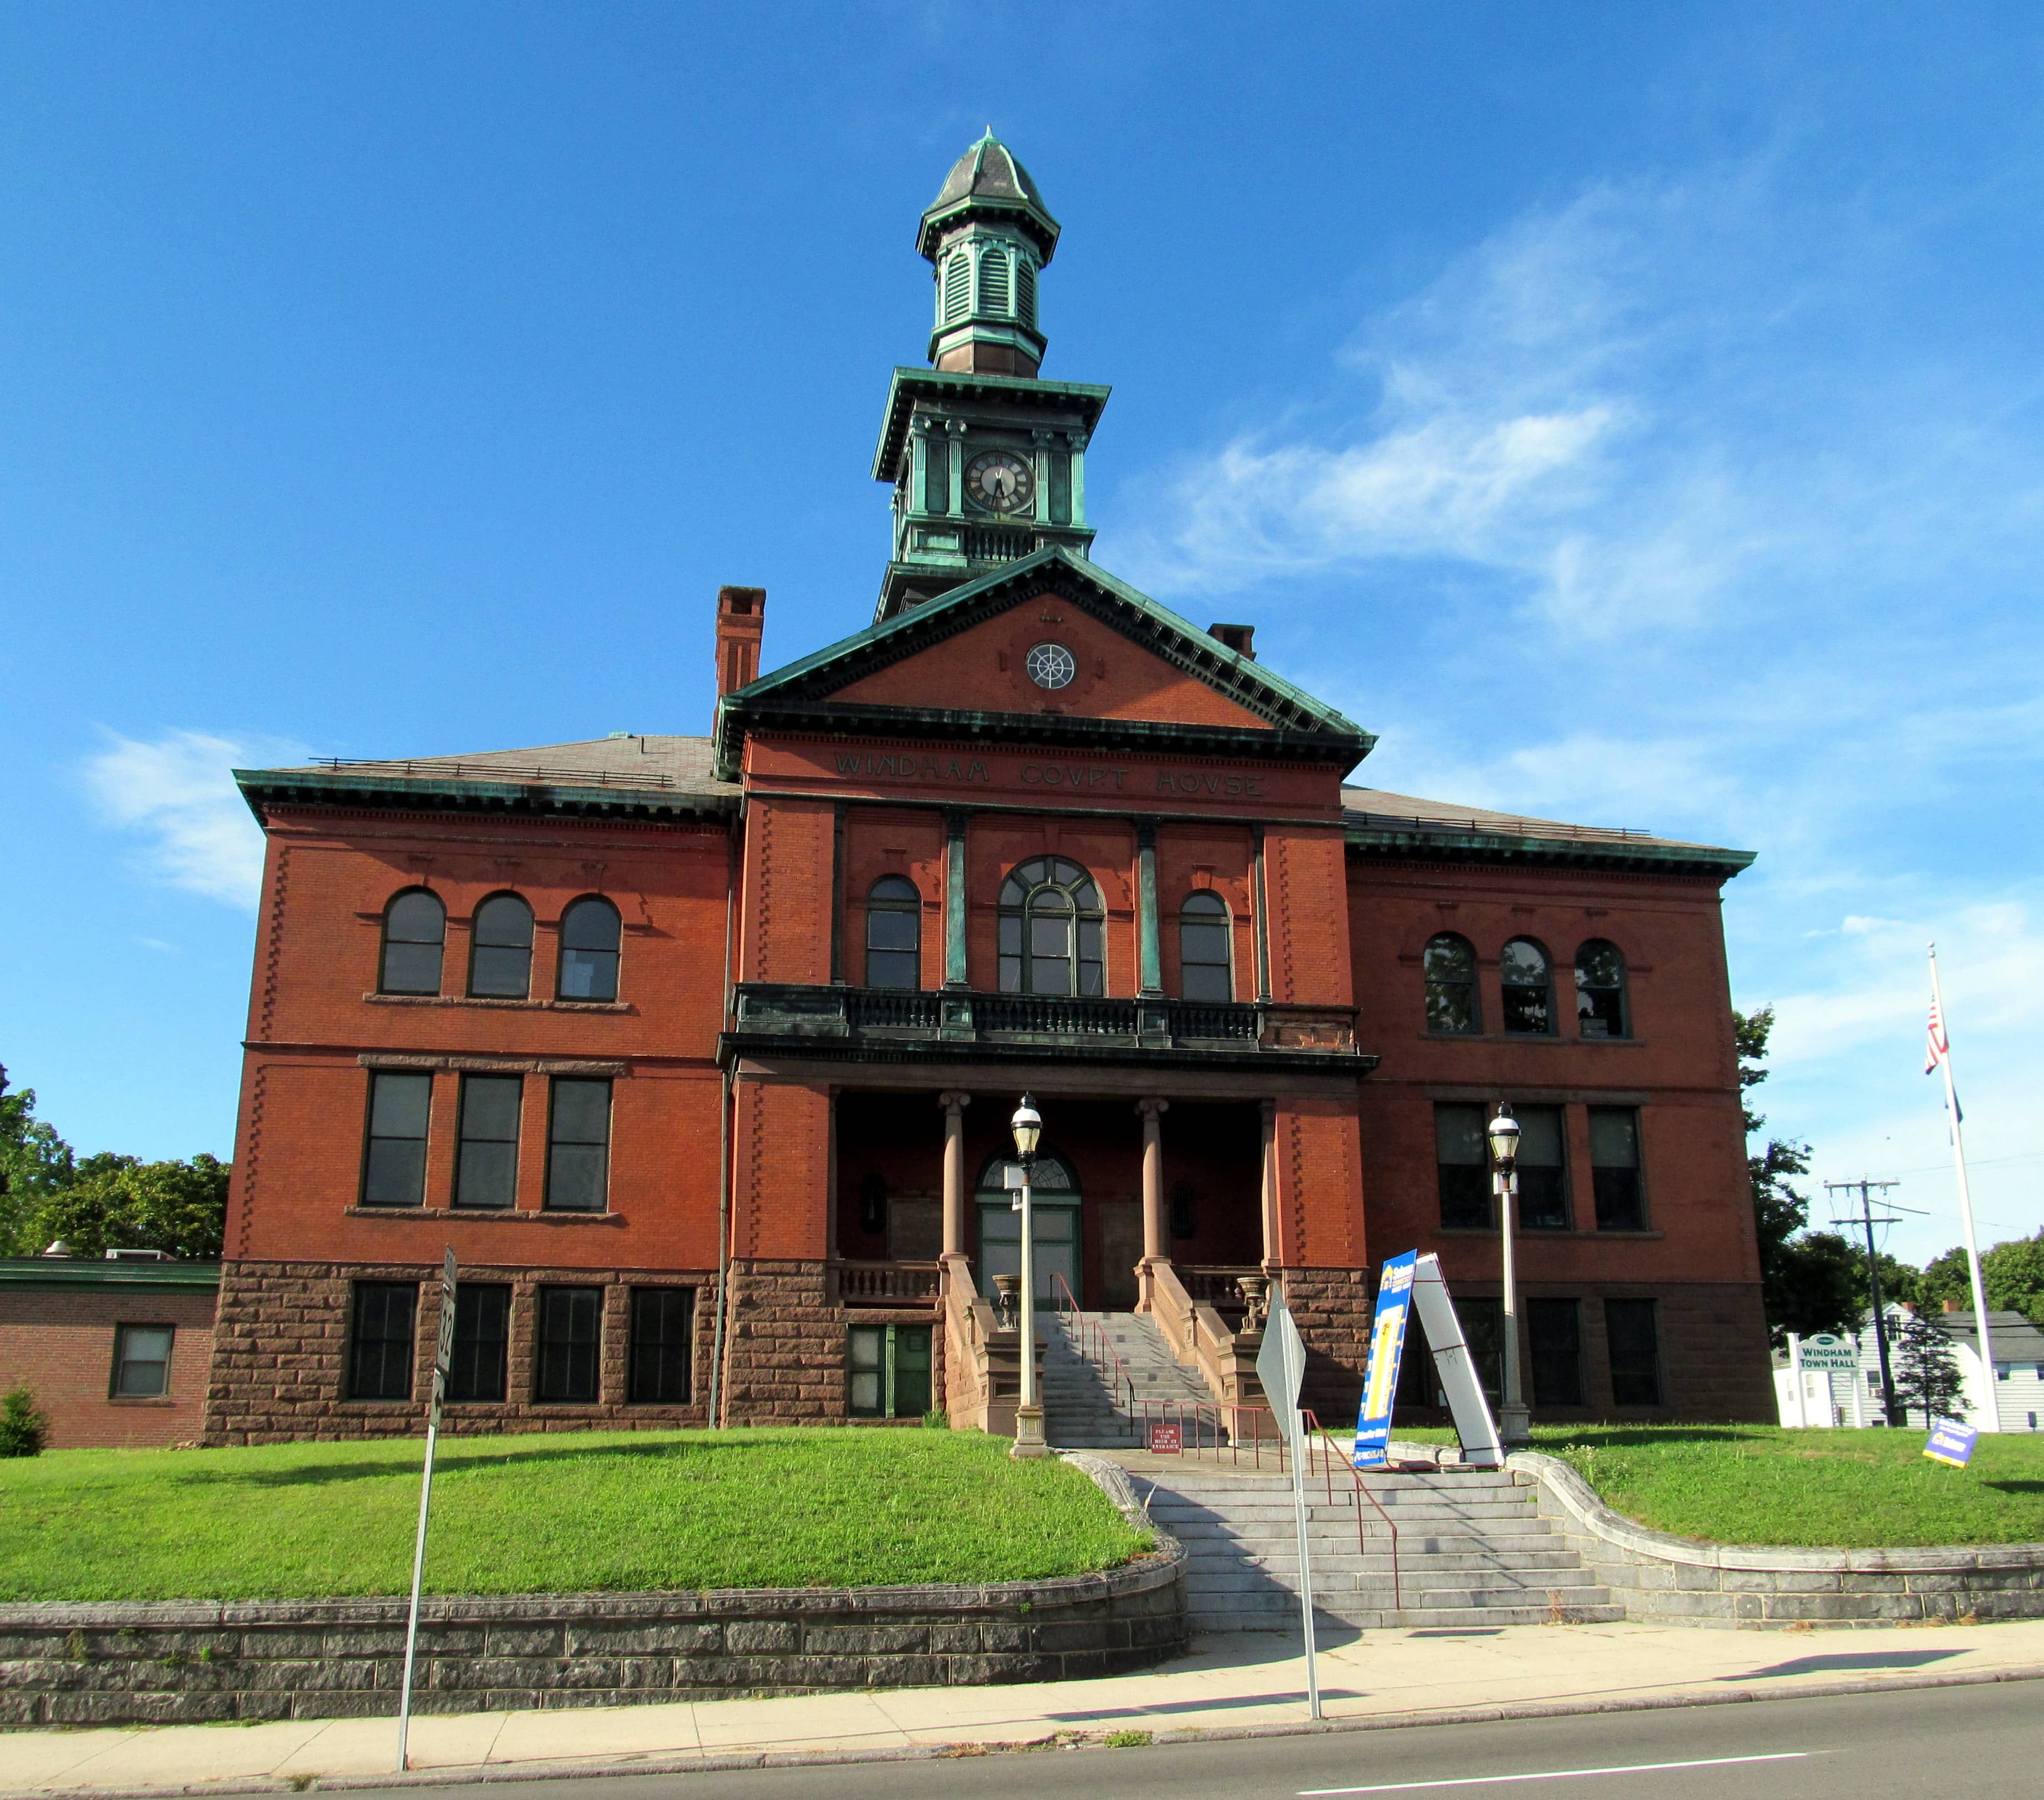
1299, 1751, 1813, 1795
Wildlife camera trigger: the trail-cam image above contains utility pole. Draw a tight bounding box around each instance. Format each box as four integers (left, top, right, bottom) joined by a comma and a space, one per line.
1827, 1179, 1902, 1427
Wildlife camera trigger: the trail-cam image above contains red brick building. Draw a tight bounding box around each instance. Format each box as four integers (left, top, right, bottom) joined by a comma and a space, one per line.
203, 137, 1772, 1444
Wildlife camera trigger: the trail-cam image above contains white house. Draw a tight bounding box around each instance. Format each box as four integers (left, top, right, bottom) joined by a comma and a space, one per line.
1774, 1303, 2044, 1432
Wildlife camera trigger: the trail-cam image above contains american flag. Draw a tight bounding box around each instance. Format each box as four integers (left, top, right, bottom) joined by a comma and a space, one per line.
1925, 994, 1949, 1075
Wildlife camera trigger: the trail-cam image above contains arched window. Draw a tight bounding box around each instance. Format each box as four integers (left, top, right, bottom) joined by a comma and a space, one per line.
1576, 939, 1628, 1038
942, 252, 970, 323
864, 876, 922, 989
379, 889, 445, 995
978, 247, 1010, 316
1178, 892, 1233, 1002
469, 893, 533, 998
557, 897, 621, 1001
1016, 258, 1037, 328
1423, 933, 1480, 1033
1501, 938, 1553, 1035
997, 857, 1104, 996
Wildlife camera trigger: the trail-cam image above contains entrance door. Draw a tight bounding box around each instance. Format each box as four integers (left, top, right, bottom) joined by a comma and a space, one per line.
976, 1154, 1080, 1305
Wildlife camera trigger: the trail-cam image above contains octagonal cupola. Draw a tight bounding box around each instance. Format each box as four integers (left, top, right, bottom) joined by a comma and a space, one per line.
920, 132, 1060, 378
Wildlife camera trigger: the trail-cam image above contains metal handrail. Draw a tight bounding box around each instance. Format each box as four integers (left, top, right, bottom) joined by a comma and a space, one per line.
1049, 1271, 1135, 1413
1302, 1409, 1401, 1613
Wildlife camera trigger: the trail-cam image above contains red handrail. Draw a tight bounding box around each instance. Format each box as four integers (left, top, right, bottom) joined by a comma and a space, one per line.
1302, 1408, 1401, 1613
1049, 1271, 1135, 1412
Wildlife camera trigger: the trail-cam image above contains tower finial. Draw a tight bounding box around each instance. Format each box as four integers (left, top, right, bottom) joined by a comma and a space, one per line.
918, 134, 1060, 378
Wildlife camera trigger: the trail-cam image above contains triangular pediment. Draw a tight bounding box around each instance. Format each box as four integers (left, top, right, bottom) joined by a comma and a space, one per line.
714, 549, 1371, 778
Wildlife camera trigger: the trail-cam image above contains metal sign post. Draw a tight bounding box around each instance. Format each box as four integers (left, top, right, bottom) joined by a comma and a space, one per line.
1255, 1291, 1320, 1722
397, 1248, 456, 1773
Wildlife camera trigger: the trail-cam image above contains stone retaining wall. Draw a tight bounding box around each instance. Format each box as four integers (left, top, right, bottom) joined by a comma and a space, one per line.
0, 1540, 1186, 1728
1508, 1448, 2044, 1627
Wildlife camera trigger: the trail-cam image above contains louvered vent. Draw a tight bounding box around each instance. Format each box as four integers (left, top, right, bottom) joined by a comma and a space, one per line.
1016, 259, 1037, 328
942, 254, 971, 323
978, 249, 1009, 316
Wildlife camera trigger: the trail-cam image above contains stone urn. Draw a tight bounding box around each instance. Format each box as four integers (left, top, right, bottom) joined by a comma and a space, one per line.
1238, 1272, 1270, 1335
992, 1272, 1021, 1332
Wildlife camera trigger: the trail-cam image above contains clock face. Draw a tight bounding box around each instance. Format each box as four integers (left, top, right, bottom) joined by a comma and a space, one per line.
1026, 642, 1077, 690
966, 449, 1035, 514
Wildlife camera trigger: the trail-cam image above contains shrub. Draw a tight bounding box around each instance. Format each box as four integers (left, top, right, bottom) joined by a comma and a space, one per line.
0, 1388, 47, 1458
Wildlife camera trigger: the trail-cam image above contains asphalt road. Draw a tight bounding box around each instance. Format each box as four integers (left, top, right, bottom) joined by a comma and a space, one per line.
387, 1679, 2037, 1800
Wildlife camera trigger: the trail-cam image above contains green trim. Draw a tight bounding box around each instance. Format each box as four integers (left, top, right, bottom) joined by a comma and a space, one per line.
0, 1259, 221, 1290
872, 368, 1111, 483
235, 768, 738, 825
1345, 822, 1756, 879
714, 547, 1371, 780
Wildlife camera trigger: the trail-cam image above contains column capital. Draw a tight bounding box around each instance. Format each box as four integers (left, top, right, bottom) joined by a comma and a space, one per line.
1136, 1096, 1171, 1121
937, 1091, 972, 1113
1260, 1097, 1278, 1123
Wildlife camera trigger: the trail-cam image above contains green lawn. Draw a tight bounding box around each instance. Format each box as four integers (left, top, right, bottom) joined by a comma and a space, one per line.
0, 1428, 1150, 1603
1402, 1423, 2044, 1547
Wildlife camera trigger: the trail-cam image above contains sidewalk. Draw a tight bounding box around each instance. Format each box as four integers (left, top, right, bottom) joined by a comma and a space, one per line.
12, 1617, 2044, 1797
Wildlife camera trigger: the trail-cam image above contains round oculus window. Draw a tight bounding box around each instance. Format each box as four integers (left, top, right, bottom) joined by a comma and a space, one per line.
1026, 643, 1077, 690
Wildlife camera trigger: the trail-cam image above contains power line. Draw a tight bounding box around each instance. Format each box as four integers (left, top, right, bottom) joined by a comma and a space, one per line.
1826, 1178, 1903, 1427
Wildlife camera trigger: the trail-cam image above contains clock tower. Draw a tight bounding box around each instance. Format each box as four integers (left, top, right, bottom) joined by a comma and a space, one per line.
872, 133, 1108, 622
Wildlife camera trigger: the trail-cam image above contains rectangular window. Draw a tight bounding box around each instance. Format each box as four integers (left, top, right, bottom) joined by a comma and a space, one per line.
349, 1282, 417, 1401
848, 1323, 932, 1419
1434, 1103, 1491, 1229
111, 1324, 173, 1398
534, 1285, 602, 1403
546, 1078, 612, 1212
446, 1284, 511, 1403
1458, 1296, 1505, 1406
361, 1071, 432, 1208
1515, 1105, 1569, 1231
628, 1288, 694, 1404
1590, 1108, 1646, 1231
923, 436, 949, 512
1605, 1298, 1663, 1406
1529, 1298, 1583, 1406
455, 1074, 522, 1211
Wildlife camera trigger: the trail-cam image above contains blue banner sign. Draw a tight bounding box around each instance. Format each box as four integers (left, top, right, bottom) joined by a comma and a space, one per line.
1924, 1418, 1979, 1468
1352, 1251, 1418, 1469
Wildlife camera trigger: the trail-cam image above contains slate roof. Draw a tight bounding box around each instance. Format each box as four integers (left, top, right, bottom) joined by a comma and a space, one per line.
919, 132, 1060, 260
1341, 784, 1752, 878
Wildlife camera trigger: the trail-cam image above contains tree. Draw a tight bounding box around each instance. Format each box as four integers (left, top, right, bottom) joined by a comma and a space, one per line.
0, 1065, 76, 1256
22, 1154, 230, 1261
1917, 1234, 2044, 1331
1846, 1244, 1924, 1312
1737, 1007, 1857, 1345
1890, 1309, 1966, 1428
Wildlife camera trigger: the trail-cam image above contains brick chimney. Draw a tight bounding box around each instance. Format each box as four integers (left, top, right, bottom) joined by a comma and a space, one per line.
716, 586, 766, 698
1943, 1297, 1964, 1313
1208, 622, 1256, 660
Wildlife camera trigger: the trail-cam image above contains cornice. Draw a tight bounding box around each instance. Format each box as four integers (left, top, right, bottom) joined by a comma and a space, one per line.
238, 770, 739, 828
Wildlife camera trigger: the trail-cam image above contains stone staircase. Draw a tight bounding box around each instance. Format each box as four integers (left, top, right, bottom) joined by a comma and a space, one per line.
1133, 1461, 1626, 1634
1040, 1309, 1211, 1449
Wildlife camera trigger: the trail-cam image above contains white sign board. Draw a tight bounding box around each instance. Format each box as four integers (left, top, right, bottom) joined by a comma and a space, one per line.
1798, 1333, 1860, 1372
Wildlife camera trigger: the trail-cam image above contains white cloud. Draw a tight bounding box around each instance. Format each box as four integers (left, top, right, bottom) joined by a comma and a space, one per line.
84, 729, 308, 909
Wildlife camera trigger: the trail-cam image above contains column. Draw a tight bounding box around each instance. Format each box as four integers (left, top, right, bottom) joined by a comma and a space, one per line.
1138, 1097, 1171, 1263
829, 803, 846, 986
944, 810, 968, 988
939, 1091, 971, 1257
1136, 818, 1162, 996
1260, 1098, 1279, 1268
1251, 824, 1272, 1002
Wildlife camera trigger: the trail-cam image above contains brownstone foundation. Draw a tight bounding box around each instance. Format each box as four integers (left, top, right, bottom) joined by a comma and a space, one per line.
202, 1260, 716, 1444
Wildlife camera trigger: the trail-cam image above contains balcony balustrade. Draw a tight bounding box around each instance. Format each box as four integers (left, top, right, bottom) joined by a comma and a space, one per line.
727, 983, 1357, 1061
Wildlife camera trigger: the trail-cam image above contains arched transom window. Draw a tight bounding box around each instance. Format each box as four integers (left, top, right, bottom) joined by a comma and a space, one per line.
379, 889, 445, 995
1501, 937, 1554, 1035
469, 893, 533, 999
998, 857, 1104, 996
865, 876, 922, 989
1575, 939, 1628, 1038
1178, 892, 1233, 1002
1423, 933, 1479, 1034
558, 897, 621, 1002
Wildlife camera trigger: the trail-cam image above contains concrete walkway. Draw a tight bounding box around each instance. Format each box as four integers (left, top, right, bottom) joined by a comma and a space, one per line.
10, 1617, 2044, 1796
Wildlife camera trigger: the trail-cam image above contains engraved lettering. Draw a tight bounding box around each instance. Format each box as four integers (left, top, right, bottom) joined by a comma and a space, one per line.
969, 761, 989, 782
836, 753, 862, 774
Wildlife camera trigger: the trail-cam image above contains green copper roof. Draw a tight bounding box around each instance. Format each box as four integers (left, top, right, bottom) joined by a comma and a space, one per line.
0, 1257, 221, 1289
713, 546, 1374, 779
919, 132, 1060, 262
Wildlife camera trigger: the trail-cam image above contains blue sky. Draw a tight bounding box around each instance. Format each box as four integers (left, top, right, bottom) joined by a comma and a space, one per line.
4, 3, 2040, 1267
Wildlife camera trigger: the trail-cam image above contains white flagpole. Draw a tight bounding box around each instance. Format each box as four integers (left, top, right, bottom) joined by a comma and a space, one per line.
1929, 944, 1997, 1430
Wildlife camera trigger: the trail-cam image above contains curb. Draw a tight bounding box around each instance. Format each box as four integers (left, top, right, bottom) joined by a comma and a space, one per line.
23, 1657, 2044, 1799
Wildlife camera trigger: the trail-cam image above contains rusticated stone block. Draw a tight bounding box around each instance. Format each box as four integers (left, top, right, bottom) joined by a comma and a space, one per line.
725, 1621, 801, 1653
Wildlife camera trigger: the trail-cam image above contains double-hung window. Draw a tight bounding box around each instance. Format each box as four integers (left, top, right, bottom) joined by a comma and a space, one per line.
628, 1288, 693, 1404
534, 1286, 602, 1403
1590, 1107, 1646, 1230
349, 1282, 417, 1401
1433, 1103, 1491, 1229
1605, 1298, 1663, 1406
447, 1284, 511, 1403
111, 1324, 173, 1398
362, 1072, 431, 1208
456, 1074, 521, 1210
848, 1323, 932, 1419
546, 1078, 611, 1212
1514, 1104, 1570, 1230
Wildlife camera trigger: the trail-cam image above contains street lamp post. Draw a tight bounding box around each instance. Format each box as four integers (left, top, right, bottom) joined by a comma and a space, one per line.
1009, 1093, 1049, 1459
1488, 1104, 1532, 1447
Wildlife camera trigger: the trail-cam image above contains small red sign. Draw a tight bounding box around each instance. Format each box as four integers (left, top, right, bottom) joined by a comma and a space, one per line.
1149, 1422, 1183, 1454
